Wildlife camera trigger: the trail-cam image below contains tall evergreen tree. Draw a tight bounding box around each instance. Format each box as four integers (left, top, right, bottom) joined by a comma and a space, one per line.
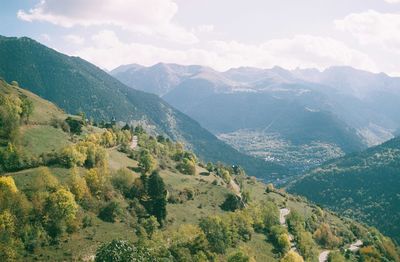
147, 171, 167, 225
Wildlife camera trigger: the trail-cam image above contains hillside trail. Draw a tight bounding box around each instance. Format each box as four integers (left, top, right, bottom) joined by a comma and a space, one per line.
279, 208, 297, 251
130, 135, 138, 149
280, 207, 362, 262
228, 179, 241, 197
318, 239, 363, 262
317, 239, 363, 262
318, 250, 330, 262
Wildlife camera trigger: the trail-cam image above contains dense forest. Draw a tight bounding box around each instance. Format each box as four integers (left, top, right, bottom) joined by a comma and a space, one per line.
288, 137, 400, 243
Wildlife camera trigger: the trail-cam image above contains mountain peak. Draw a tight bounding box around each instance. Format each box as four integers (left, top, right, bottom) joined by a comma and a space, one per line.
111, 63, 144, 74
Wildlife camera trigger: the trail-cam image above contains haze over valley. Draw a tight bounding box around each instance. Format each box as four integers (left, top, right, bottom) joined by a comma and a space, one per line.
112, 63, 400, 173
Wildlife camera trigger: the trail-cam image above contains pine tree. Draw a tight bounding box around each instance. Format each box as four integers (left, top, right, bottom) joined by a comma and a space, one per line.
147, 171, 167, 225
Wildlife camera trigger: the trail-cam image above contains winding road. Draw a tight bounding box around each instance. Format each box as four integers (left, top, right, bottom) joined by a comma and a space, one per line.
318, 239, 363, 262
279, 208, 363, 262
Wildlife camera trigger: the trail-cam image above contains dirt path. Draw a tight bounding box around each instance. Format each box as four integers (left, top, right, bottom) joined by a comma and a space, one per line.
318, 239, 363, 262
130, 135, 138, 149
318, 250, 330, 262
279, 208, 290, 226
348, 240, 363, 252
279, 208, 297, 251
228, 179, 241, 197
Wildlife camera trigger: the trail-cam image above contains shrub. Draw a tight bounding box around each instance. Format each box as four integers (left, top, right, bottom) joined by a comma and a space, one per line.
68, 169, 90, 202
199, 216, 232, 254
20, 96, 34, 123
220, 170, 231, 183
287, 211, 304, 236
228, 251, 250, 262
98, 201, 122, 223
82, 215, 93, 228
269, 225, 290, 254
220, 194, 244, 212
280, 250, 304, 262
111, 169, 135, 197
266, 183, 274, 193
29, 167, 60, 194
60, 145, 86, 168
359, 246, 381, 262
313, 223, 341, 249
327, 251, 345, 262
297, 231, 319, 261
84, 142, 107, 168
100, 130, 116, 148
44, 188, 78, 239
138, 149, 156, 174
176, 158, 196, 176
65, 117, 83, 135
84, 168, 108, 197
95, 240, 136, 262
227, 212, 253, 242
0, 176, 18, 194
139, 216, 159, 238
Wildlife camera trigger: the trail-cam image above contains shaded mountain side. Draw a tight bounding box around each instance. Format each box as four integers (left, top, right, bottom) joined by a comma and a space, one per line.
0, 35, 286, 180
288, 137, 400, 243
112, 63, 379, 174
165, 87, 365, 153
113, 63, 400, 146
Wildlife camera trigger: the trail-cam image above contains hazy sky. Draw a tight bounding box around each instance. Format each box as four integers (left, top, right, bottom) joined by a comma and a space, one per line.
2, 0, 400, 74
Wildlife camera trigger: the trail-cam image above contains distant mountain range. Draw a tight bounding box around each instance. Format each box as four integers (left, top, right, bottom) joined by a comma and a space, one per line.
112, 63, 400, 172
0, 35, 286, 180
288, 136, 400, 243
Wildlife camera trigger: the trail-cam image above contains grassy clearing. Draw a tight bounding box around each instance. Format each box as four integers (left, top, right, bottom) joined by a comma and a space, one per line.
0, 81, 66, 124
107, 148, 138, 171
21, 125, 71, 156
10, 167, 74, 189
27, 212, 136, 262
161, 170, 230, 227
235, 233, 278, 262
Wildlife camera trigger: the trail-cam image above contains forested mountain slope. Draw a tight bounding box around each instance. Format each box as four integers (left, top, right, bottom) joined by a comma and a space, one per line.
0, 35, 286, 180
288, 137, 400, 243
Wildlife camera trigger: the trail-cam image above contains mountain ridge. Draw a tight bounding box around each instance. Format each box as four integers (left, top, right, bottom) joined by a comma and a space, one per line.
0, 35, 286, 180
112, 62, 400, 173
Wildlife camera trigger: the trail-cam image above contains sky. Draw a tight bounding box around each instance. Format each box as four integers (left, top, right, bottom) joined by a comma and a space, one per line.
1, 0, 400, 75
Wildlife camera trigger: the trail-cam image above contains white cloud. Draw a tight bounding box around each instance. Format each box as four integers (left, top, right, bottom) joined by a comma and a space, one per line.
63, 34, 85, 45
40, 33, 51, 41
384, 0, 400, 3
207, 35, 377, 72
73, 30, 376, 73
73, 30, 203, 69
17, 0, 197, 44
197, 24, 214, 33
335, 10, 400, 52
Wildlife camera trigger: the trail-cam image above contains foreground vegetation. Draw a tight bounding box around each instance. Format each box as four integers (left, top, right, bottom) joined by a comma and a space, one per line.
1, 80, 399, 261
